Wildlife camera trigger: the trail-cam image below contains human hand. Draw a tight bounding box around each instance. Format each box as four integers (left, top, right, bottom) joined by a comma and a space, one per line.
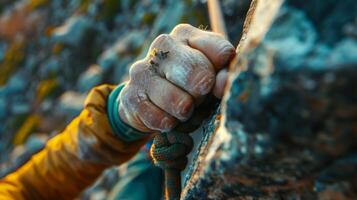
118, 24, 235, 132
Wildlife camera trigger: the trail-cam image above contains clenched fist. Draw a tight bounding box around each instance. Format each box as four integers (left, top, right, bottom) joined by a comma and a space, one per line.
118, 24, 235, 132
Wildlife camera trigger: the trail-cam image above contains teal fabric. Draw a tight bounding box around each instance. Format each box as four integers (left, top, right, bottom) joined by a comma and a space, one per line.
107, 83, 147, 141
108, 149, 164, 200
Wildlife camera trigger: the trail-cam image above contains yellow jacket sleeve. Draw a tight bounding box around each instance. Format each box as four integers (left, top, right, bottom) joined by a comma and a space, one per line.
0, 85, 150, 200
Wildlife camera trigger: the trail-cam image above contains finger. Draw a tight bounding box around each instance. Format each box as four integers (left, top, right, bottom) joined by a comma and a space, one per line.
119, 85, 177, 132
119, 102, 150, 132
163, 46, 215, 99
213, 68, 228, 98
147, 34, 216, 99
137, 99, 177, 132
170, 24, 235, 70
147, 75, 194, 121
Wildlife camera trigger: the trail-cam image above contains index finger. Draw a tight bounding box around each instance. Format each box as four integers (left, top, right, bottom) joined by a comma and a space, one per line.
170, 24, 235, 71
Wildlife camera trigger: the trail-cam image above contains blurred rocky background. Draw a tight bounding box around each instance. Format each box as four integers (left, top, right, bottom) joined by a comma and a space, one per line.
0, 0, 356, 199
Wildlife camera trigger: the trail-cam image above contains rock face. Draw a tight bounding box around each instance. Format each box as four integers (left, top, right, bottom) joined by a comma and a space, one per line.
52, 16, 94, 46
182, 0, 357, 199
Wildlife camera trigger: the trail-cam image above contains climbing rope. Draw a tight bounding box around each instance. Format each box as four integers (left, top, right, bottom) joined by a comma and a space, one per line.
150, 131, 193, 200
149, 1, 226, 198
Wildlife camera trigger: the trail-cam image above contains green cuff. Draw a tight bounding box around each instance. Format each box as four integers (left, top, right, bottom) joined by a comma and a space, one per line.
107, 83, 147, 142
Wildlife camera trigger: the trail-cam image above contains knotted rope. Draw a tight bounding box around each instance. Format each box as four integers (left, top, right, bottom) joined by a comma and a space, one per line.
150, 131, 193, 200
149, 1, 226, 198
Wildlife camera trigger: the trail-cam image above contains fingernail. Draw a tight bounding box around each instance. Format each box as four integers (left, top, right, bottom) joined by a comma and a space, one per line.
160, 117, 174, 131
220, 41, 235, 54
177, 99, 194, 121
219, 42, 235, 65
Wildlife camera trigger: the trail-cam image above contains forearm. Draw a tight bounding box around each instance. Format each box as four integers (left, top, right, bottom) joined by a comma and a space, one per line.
0, 85, 149, 200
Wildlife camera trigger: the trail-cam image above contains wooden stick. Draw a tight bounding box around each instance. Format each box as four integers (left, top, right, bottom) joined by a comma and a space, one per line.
208, 0, 228, 39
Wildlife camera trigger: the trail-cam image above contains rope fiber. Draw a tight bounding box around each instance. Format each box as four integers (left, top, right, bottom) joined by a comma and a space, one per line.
151, 131, 193, 200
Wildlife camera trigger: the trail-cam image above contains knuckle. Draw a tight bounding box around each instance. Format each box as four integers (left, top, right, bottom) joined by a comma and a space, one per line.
171, 23, 194, 35
129, 60, 147, 79
210, 31, 226, 39
156, 33, 171, 41
151, 34, 173, 49
119, 87, 135, 107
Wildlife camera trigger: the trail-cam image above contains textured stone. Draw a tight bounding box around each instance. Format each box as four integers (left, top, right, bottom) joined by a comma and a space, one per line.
52, 16, 93, 46
98, 31, 145, 73
10, 103, 30, 115
262, 6, 316, 69
182, 0, 357, 199
0, 97, 6, 119
38, 57, 60, 78
328, 39, 357, 66
0, 42, 6, 61
6, 71, 27, 93
77, 64, 104, 92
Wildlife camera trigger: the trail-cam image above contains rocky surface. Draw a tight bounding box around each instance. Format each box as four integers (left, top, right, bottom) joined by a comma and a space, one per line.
182, 0, 357, 199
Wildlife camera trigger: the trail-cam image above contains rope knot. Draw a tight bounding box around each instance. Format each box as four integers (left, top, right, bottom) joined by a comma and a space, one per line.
150, 131, 194, 200
150, 131, 193, 171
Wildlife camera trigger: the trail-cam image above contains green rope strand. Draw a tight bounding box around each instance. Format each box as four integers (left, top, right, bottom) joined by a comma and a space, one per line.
151, 132, 193, 200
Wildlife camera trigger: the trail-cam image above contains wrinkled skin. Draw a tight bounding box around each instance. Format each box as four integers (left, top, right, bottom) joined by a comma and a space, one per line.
119, 24, 235, 132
